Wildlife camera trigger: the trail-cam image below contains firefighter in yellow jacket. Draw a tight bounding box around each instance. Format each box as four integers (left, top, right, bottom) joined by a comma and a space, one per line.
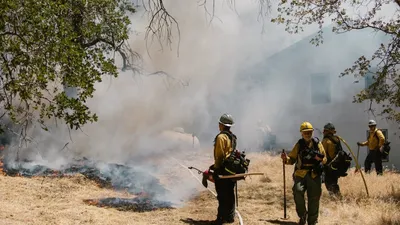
281, 122, 327, 225
211, 113, 236, 224
321, 123, 342, 197
357, 120, 385, 175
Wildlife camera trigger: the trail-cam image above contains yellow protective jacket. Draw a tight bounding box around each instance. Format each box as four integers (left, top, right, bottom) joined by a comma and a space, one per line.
213, 132, 234, 169
360, 128, 385, 150
285, 138, 327, 179
322, 135, 340, 163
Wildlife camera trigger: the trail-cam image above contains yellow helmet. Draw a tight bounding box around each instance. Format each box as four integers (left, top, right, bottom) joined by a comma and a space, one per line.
300, 121, 314, 132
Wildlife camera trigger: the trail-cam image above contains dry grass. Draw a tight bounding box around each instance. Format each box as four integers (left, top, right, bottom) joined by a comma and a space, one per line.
0, 151, 399, 225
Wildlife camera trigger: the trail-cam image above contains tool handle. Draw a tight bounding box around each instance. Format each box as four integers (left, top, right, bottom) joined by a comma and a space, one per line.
188, 166, 203, 174
282, 149, 287, 219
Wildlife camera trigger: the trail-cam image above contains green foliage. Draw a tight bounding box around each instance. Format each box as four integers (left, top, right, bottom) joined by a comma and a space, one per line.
0, 0, 135, 131
271, 0, 400, 123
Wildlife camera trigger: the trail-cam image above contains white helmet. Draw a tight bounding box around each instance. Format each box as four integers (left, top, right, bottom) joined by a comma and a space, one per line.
368, 120, 377, 126
219, 113, 234, 127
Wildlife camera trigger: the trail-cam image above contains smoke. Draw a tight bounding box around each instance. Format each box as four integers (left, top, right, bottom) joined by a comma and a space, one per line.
3, 0, 398, 203
70, 0, 294, 157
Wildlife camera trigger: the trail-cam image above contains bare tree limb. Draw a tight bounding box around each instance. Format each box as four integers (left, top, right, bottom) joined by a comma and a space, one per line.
147, 71, 190, 87
142, 0, 181, 58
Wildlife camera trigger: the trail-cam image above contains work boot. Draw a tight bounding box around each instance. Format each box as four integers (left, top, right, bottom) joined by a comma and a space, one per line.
223, 217, 235, 224
298, 213, 307, 225
213, 217, 223, 225
298, 218, 306, 225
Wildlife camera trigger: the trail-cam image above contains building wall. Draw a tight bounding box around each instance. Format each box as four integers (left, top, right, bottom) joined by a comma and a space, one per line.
244, 28, 399, 169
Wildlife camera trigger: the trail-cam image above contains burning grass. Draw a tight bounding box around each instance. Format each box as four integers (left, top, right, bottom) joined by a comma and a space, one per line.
0, 157, 173, 212
1, 158, 167, 195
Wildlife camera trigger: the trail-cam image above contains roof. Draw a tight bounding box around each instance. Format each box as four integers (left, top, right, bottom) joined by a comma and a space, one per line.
265, 25, 388, 67
240, 25, 389, 83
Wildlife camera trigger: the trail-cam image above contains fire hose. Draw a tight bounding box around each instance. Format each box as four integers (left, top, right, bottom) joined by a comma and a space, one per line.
170, 157, 244, 225
337, 136, 369, 197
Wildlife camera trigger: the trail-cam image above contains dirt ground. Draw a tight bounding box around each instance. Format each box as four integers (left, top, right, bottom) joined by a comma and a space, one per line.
1, 151, 400, 225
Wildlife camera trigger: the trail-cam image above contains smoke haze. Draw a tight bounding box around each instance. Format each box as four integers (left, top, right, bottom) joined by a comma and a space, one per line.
4, 0, 398, 203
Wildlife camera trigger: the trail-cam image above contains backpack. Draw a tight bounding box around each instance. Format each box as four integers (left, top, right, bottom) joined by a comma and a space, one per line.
325, 136, 352, 177
374, 129, 391, 162
215, 131, 250, 179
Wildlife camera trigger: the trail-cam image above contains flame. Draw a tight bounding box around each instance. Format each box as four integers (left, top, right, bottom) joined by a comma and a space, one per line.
83, 199, 100, 206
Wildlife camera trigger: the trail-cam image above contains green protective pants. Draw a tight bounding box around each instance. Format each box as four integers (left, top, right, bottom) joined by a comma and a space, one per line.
292, 173, 322, 225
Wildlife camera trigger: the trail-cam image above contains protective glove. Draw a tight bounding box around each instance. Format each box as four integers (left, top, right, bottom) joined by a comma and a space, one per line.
202, 173, 208, 188
209, 164, 215, 171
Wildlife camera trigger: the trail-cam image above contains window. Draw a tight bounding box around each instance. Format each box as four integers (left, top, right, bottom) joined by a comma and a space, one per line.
310, 74, 331, 104
63, 84, 78, 99
364, 68, 383, 97
365, 72, 375, 90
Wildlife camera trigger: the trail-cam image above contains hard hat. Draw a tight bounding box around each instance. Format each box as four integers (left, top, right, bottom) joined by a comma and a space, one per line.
368, 120, 377, 126
300, 121, 314, 132
219, 114, 234, 127
323, 122, 335, 130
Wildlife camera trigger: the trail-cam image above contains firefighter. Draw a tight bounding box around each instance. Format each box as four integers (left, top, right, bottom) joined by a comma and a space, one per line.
281, 121, 327, 225
211, 113, 237, 224
357, 120, 385, 175
321, 123, 342, 198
